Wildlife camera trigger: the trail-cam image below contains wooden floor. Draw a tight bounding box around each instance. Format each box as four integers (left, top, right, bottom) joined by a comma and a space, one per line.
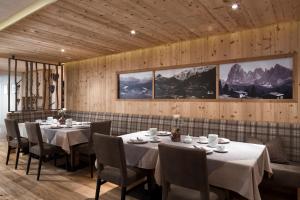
0, 139, 297, 200
0, 139, 142, 200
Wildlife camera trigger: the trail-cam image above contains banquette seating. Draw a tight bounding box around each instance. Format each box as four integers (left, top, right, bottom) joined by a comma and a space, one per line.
7, 110, 300, 195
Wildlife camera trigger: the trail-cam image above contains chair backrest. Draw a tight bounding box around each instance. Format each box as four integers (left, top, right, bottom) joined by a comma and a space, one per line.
158, 143, 209, 199
24, 122, 44, 152
93, 133, 127, 180
4, 118, 21, 142
89, 121, 111, 147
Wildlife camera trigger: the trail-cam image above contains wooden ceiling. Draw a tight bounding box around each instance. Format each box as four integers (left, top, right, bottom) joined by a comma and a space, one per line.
0, 0, 299, 63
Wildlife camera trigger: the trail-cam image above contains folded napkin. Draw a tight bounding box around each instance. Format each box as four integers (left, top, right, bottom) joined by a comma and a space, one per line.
193, 145, 210, 151
218, 138, 230, 143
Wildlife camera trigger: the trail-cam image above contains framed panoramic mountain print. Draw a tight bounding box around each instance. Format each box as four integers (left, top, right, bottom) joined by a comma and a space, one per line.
154, 65, 216, 99
118, 71, 153, 99
219, 56, 293, 99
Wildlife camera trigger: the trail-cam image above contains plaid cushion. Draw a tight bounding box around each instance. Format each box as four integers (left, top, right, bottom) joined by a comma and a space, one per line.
160, 117, 173, 132
147, 116, 165, 131
199, 119, 209, 136
187, 118, 204, 137
89, 112, 99, 122
243, 121, 257, 141
16, 110, 300, 162
65, 110, 81, 121
219, 119, 245, 141
111, 113, 129, 136
127, 115, 142, 133
6, 111, 58, 123
136, 115, 151, 131
289, 124, 300, 162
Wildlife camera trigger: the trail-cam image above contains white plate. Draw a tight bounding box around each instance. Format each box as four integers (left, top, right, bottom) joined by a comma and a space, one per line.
197, 140, 208, 144
213, 149, 228, 153
218, 138, 230, 144
127, 140, 148, 144
150, 140, 161, 143
206, 149, 213, 154
207, 144, 218, 148
157, 131, 171, 136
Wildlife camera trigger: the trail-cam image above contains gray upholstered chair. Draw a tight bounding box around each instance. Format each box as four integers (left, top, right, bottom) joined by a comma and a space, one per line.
4, 118, 29, 169
93, 133, 151, 200
25, 122, 67, 180
77, 121, 111, 178
158, 143, 225, 200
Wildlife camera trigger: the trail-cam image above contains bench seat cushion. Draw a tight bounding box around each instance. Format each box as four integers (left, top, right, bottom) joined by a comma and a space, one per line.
7, 110, 300, 163
264, 162, 300, 188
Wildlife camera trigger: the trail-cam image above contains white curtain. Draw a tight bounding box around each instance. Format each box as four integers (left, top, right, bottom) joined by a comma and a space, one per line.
0, 73, 9, 138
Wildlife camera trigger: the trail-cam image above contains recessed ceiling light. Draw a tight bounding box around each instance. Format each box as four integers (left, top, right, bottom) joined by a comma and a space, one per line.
231, 3, 239, 10
61, 49, 65, 52
207, 26, 213, 31
130, 30, 136, 35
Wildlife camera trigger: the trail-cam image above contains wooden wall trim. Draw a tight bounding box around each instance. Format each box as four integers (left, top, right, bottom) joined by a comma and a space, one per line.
65, 21, 300, 123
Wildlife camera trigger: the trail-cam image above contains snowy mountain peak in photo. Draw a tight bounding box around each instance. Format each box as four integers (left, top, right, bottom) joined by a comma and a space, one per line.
173, 66, 213, 80
225, 63, 292, 87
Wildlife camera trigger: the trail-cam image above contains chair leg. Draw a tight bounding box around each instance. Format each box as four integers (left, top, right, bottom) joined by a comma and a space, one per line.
6, 146, 11, 165
162, 183, 169, 200
26, 153, 32, 175
89, 155, 94, 178
95, 178, 101, 200
15, 147, 20, 169
121, 186, 126, 200
225, 189, 230, 200
70, 146, 75, 171
37, 156, 42, 181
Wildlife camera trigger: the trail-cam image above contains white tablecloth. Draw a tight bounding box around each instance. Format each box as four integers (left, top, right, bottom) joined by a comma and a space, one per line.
19, 123, 90, 153
121, 131, 273, 200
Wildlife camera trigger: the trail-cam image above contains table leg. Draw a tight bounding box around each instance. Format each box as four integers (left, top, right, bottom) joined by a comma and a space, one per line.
69, 146, 75, 171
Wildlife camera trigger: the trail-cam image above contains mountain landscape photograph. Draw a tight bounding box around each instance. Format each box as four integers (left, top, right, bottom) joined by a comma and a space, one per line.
119, 71, 152, 99
155, 66, 216, 99
219, 57, 293, 99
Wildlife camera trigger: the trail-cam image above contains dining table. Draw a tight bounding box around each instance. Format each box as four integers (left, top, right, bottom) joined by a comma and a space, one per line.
18, 122, 90, 170
120, 131, 273, 200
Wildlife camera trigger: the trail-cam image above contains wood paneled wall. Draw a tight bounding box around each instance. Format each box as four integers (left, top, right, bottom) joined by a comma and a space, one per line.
65, 21, 300, 123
